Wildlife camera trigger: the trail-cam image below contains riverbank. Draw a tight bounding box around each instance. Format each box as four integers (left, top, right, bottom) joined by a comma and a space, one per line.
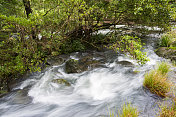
1, 30, 176, 117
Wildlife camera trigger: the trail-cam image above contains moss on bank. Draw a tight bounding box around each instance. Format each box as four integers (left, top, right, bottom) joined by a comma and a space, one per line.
156, 30, 176, 62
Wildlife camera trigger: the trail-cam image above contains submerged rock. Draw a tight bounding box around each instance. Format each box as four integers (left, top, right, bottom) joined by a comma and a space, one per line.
8, 88, 32, 104
116, 60, 134, 67
132, 70, 140, 74
65, 59, 80, 73
47, 55, 68, 66
79, 56, 101, 70
52, 79, 71, 86
156, 47, 176, 61
65, 56, 102, 74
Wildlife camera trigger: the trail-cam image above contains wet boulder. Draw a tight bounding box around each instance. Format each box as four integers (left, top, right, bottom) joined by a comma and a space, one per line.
156, 47, 176, 61
79, 56, 101, 70
116, 60, 135, 67
52, 79, 71, 86
65, 59, 80, 73
47, 55, 68, 66
8, 88, 32, 104
65, 56, 101, 74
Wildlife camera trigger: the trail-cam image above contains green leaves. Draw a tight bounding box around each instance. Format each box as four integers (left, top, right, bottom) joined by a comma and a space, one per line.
0, 36, 46, 84
0, 0, 174, 92
108, 34, 149, 65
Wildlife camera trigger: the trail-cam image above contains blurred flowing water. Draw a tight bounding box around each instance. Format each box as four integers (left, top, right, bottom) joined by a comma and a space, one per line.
0, 32, 170, 117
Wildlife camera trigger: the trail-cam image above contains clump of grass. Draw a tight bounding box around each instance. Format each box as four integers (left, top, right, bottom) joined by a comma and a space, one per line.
160, 34, 173, 47
133, 70, 140, 74
143, 70, 171, 97
119, 103, 139, 117
160, 31, 176, 47
143, 62, 171, 97
108, 103, 138, 117
108, 109, 116, 117
159, 103, 176, 117
157, 62, 170, 75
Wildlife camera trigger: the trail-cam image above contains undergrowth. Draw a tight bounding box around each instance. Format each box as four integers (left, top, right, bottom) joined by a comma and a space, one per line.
108, 33, 149, 65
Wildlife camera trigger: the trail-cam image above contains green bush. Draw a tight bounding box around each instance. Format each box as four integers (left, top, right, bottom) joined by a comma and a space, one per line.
108, 34, 149, 65
90, 34, 107, 44
60, 39, 85, 54
0, 38, 46, 92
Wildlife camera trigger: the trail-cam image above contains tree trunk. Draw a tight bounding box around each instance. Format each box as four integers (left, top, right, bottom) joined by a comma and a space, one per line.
23, 0, 37, 39
23, 0, 32, 18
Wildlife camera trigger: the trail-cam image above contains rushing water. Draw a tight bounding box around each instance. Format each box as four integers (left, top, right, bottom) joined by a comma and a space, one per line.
0, 33, 170, 117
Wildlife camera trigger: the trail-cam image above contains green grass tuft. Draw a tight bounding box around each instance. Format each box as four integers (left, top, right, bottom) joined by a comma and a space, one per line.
108, 103, 138, 117
119, 103, 139, 117
160, 31, 176, 47
160, 34, 173, 47
143, 70, 171, 97
143, 62, 171, 97
157, 62, 170, 75
159, 103, 176, 117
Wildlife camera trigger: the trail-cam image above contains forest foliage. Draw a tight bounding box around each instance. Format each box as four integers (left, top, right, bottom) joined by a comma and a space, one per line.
0, 0, 175, 92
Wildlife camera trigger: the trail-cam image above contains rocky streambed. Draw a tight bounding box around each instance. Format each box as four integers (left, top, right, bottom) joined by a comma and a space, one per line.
0, 32, 176, 117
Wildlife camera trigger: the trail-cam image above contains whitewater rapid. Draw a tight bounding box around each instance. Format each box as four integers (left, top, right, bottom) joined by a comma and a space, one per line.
0, 33, 169, 117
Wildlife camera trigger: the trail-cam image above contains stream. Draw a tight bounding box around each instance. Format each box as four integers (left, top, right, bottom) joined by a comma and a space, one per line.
0, 32, 173, 117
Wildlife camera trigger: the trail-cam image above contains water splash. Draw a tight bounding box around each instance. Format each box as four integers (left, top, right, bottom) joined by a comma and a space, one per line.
0, 34, 168, 117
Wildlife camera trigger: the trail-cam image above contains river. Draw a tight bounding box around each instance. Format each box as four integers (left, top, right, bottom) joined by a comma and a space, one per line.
0, 31, 173, 117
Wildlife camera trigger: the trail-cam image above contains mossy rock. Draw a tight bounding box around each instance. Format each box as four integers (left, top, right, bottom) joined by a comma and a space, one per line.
156, 47, 176, 61
52, 79, 71, 86
0, 90, 8, 98
65, 56, 101, 74
65, 59, 80, 73
79, 56, 93, 63
47, 55, 67, 66
78, 56, 101, 70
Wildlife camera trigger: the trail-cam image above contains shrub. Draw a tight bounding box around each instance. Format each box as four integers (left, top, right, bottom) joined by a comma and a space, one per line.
0, 38, 45, 92
157, 62, 170, 75
108, 34, 149, 65
143, 70, 171, 97
60, 39, 85, 54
